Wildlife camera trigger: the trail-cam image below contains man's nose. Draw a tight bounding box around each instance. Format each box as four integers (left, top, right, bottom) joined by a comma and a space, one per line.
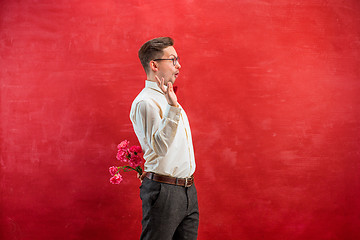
176, 62, 181, 69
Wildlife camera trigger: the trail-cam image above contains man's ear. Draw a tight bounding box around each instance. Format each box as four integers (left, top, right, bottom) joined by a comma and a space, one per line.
149, 61, 158, 72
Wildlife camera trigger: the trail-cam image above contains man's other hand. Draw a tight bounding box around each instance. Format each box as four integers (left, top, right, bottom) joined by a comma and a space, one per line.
137, 172, 147, 183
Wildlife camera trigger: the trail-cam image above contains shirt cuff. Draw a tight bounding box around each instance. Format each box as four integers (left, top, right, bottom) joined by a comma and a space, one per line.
164, 104, 181, 122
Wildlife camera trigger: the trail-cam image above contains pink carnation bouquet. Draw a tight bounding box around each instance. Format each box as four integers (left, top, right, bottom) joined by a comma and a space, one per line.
109, 140, 144, 184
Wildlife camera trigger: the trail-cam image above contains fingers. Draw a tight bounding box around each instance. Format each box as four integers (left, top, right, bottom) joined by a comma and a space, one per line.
155, 76, 166, 93
137, 172, 146, 183
155, 75, 161, 85
168, 82, 174, 92
167, 82, 173, 94
140, 172, 147, 181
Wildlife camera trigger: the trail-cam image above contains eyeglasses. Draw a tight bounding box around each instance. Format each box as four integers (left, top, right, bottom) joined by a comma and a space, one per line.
153, 56, 180, 66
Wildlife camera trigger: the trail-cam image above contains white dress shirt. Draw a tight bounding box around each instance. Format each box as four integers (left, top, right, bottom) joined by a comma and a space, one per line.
130, 80, 196, 178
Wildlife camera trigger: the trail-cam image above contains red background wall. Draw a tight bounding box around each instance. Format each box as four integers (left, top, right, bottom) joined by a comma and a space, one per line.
1, 0, 360, 239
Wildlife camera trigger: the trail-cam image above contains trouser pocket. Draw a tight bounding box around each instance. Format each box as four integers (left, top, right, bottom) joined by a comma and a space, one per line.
140, 177, 162, 208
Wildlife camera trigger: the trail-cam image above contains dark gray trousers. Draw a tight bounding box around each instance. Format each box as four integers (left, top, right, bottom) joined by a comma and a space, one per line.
139, 177, 199, 240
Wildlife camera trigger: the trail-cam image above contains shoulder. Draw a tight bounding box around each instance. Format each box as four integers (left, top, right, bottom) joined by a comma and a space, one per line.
131, 90, 161, 114
132, 89, 153, 106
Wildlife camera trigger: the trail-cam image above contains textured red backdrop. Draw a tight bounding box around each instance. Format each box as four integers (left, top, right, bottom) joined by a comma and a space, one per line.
1, 0, 360, 239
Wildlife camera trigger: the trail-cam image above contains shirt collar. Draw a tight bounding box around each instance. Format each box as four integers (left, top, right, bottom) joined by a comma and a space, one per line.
145, 80, 165, 94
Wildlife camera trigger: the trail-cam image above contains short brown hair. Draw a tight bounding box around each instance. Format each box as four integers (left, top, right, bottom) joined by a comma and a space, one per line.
138, 37, 174, 74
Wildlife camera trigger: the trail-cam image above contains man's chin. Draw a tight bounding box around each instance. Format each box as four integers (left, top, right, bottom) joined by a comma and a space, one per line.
163, 77, 176, 85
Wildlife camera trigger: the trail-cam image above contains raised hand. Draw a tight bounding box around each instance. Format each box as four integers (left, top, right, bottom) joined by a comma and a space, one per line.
155, 76, 179, 107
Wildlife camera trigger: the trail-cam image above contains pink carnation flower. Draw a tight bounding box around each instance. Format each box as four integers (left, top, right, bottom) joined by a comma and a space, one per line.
117, 140, 130, 150
116, 149, 128, 162
110, 141, 144, 184
128, 155, 142, 168
129, 145, 142, 154
109, 166, 119, 176
110, 174, 123, 184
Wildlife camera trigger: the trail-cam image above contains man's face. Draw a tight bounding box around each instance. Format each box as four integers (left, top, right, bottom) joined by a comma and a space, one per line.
155, 46, 181, 85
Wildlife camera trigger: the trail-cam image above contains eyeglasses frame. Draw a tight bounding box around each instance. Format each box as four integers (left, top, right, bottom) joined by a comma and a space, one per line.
153, 56, 180, 66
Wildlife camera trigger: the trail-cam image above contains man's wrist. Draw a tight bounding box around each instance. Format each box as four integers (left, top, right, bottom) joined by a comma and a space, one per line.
170, 103, 179, 108
165, 104, 181, 121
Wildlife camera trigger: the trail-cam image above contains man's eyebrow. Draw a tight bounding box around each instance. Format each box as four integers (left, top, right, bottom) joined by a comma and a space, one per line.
169, 54, 177, 58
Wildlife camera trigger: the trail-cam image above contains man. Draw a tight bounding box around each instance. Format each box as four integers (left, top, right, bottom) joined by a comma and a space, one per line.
130, 37, 199, 240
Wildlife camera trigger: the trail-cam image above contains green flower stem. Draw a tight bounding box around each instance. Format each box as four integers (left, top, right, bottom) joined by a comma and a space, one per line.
136, 166, 143, 175
118, 166, 143, 175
